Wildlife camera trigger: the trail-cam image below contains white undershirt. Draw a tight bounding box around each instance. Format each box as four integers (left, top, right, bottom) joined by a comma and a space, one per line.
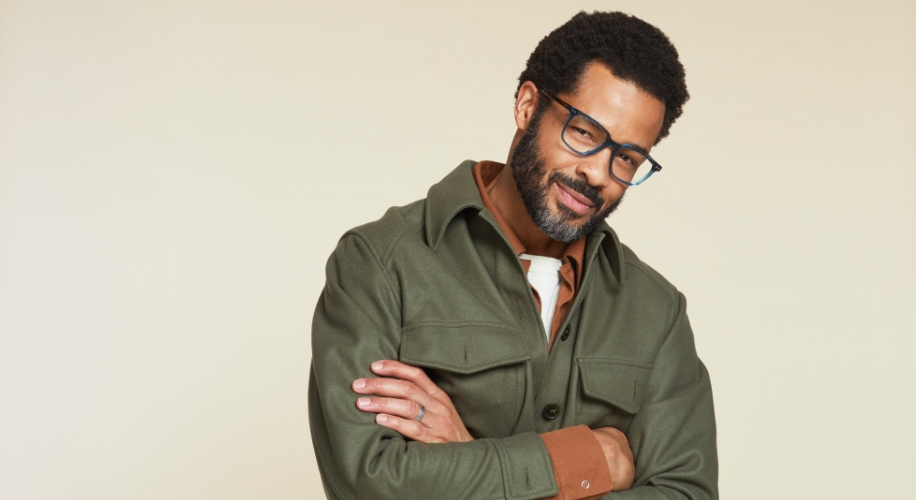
520, 253, 563, 339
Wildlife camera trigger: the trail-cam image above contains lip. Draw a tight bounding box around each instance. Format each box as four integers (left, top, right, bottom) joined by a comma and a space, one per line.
554, 182, 594, 216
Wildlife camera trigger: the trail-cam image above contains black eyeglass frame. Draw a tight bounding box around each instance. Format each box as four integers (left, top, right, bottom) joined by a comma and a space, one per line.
538, 89, 663, 186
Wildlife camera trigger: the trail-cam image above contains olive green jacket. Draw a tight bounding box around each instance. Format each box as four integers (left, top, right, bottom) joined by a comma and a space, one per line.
309, 160, 717, 499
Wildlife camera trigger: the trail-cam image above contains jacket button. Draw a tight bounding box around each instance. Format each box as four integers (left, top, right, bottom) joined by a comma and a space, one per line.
560, 326, 570, 341
542, 403, 560, 420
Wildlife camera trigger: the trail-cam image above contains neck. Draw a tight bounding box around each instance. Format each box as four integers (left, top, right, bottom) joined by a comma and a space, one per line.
486, 163, 569, 259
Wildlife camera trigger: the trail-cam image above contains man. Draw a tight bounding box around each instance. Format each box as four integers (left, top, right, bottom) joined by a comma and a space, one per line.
309, 11, 717, 500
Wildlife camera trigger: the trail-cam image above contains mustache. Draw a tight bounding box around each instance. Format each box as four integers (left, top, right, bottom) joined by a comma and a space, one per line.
547, 172, 603, 210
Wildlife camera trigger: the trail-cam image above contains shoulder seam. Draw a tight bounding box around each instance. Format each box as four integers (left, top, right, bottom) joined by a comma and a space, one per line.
343, 203, 417, 267
623, 260, 678, 305
378, 208, 411, 266
339, 232, 402, 319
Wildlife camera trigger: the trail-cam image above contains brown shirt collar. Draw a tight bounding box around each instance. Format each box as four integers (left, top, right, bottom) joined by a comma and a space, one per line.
472, 160, 586, 289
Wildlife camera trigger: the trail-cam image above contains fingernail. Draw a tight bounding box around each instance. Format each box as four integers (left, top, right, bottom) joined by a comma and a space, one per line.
377, 414, 388, 423
353, 379, 366, 389
371, 361, 384, 370
358, 397, 370, 407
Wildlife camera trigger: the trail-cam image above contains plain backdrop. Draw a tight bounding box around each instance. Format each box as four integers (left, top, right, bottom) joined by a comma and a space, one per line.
0, 1, 914, 499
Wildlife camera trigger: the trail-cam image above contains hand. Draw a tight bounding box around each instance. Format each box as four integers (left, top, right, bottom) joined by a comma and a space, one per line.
352, 360, 473, 444
592, 427, 635, 491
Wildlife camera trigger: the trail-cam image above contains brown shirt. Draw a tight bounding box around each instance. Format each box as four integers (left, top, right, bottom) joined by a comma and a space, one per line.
473, 161, 613, 499
473, 161, 587, 347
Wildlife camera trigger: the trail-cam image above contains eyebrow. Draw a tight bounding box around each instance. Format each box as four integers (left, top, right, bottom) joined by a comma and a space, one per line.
622, 140, 651, 154
585, 112, 651, 153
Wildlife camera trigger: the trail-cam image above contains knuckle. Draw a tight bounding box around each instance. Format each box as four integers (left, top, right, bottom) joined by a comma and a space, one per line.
426, 401, 443, 415
401, 383, 415, 396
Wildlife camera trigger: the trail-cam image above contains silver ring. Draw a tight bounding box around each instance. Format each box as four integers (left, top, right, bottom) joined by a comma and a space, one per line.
415, 405, 426, 422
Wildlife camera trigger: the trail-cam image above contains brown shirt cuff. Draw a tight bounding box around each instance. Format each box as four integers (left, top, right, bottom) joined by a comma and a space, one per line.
540, 425, 613, 500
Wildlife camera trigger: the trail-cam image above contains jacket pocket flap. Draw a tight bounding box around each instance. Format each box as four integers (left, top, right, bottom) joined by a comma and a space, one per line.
578, 358, 653, 414
401, 322, 530, 374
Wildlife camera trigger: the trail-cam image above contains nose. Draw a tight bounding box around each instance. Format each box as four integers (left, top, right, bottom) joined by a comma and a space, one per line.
574, 146, 614, 189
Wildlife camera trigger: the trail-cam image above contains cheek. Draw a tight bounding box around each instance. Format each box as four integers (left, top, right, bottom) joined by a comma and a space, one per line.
536, 126, 580, 166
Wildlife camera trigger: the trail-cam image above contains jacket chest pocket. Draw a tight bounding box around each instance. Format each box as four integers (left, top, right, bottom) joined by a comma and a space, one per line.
576, 358, 652, 430
400, 323, 530, 439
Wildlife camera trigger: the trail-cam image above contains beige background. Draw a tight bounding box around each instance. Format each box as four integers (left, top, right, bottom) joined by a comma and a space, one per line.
1, 0, 914, 498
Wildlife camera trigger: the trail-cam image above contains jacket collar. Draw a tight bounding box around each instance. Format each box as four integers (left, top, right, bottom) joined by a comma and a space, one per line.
424, 160, 626, 285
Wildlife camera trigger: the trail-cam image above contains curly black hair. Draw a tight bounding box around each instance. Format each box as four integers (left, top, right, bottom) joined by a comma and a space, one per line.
516, 11, 688, 143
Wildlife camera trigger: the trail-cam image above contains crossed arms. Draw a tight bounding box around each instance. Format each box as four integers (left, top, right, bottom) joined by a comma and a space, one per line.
309, 234, 718, 500
351, 359, 635, 496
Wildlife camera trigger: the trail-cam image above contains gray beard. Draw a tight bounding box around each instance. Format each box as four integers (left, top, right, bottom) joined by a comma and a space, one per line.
508, 113, 623, 243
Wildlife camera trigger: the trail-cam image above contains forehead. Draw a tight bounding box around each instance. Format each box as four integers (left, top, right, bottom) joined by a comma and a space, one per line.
561, 63, 665, 150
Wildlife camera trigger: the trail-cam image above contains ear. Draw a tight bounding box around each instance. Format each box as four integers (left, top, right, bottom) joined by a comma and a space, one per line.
514, 81, 540, 131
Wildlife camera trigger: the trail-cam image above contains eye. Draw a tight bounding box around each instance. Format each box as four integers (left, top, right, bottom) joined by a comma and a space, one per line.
571, 127, 594, 141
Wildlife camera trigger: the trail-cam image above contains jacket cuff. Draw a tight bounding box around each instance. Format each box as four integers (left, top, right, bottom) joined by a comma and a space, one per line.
540, 425, 613, 500
491, 432, 559, 500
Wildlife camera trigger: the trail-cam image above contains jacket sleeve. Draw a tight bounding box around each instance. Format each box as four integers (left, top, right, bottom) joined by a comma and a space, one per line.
308, 233, 561, 500
602, 292, 718, 499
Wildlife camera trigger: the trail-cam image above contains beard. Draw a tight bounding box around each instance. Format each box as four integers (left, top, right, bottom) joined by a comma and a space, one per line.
508, 111, 624, 243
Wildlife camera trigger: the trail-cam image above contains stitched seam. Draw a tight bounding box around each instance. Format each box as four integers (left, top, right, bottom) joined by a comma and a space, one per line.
578, 372, 644, 414
402, 320, 514, 333
644, 292, 698, 407
623, 260, 678, 304
576, 357, 654, 369
344, 233, 403, 326
381, 226, 411, 266
543, 433, 570, 500
494, 436, 554, 499
398, 354, 530, 374
622, 262, 682, 347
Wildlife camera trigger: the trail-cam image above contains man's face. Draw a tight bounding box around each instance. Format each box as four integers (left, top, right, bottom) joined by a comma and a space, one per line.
509, 63, 666, 242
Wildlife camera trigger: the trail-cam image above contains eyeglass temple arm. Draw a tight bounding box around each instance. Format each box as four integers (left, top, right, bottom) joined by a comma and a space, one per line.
537, 89, 574, 110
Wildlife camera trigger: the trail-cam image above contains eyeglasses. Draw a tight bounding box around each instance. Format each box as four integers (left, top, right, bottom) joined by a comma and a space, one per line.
539, 89, 662, 186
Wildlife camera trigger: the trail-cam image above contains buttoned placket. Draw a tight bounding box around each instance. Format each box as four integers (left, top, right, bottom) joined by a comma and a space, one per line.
535, 232, 610, 433
476, 206, 612, 434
